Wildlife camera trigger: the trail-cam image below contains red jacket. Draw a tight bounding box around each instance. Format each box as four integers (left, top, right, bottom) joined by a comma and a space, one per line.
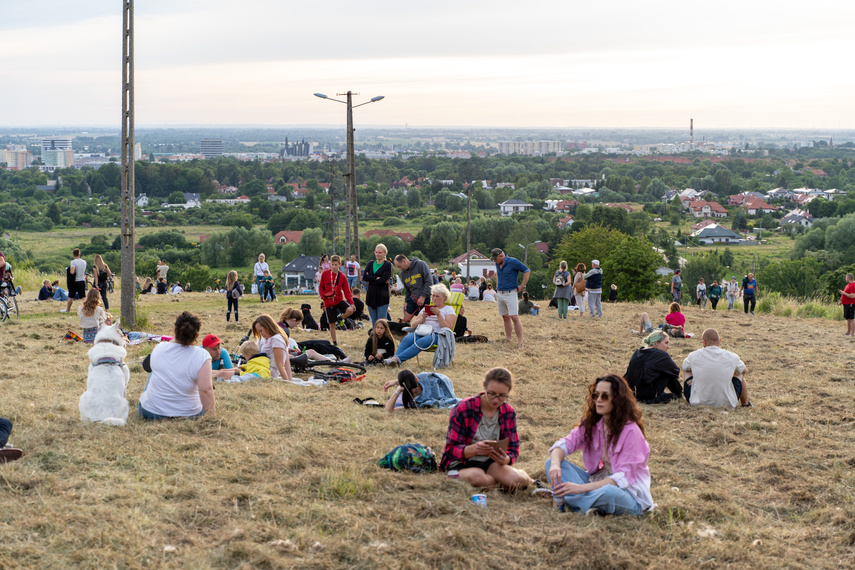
319, 270, 353, 308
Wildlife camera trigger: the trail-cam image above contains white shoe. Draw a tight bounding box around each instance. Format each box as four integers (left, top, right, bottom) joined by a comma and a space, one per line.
60, 310, 68, 313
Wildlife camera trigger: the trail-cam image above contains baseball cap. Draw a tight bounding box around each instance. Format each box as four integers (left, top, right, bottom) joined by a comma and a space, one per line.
202, 334, 221, 348
490, 248, 504, 260
591, 259, 600, 266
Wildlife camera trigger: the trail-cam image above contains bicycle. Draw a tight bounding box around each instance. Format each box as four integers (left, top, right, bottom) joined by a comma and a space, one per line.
0, 282, 20, 322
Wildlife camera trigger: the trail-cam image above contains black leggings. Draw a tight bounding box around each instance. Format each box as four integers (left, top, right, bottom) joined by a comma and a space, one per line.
744, 295, 756, 313
0, 417, 11, 447
710, 298, 718, 310
97, 285, 109, 311
227, 297, 239, 321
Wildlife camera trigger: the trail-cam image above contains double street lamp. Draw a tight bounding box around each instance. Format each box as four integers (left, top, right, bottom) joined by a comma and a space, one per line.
314, 91, 385, 263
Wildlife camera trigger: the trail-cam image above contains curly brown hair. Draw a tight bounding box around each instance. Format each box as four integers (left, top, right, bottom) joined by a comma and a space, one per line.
578, 374, 644, 449
80, 287, 102, 316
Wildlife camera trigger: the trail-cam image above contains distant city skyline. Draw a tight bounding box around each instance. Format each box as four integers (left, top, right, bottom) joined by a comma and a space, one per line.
2, 0, 854, 129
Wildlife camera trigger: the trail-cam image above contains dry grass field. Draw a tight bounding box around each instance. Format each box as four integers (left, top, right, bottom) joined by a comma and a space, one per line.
1, 293, 854, 568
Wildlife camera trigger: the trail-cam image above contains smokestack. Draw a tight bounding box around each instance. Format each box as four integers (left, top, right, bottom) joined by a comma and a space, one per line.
690, 119, 694, 144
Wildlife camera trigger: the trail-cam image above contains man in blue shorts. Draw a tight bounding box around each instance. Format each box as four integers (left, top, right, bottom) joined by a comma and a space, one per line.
491, 248, 530, 349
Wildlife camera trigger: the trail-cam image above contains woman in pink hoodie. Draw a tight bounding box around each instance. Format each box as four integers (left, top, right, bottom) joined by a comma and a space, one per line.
545, 374, 653, 515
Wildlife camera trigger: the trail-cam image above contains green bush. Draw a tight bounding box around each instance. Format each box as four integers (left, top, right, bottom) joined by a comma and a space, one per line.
382, 217, 406, 227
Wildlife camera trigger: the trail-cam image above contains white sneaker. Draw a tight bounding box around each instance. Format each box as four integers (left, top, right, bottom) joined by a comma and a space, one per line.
60, 310, 68, 313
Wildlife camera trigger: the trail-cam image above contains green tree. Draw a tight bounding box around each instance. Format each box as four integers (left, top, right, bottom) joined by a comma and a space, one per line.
168, 191, 186, 204
756, 258, 822, 298
298, 228, 326, 256
221, 212, 253, 230
602, 236, 663, 301
552, 224, 626, 273
46, 202, 61, 224
139, 230, 188, 249
239, 179, 267, 197
200, 227, 274, 268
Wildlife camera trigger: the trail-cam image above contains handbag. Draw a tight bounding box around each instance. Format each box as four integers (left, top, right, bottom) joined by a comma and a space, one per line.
415, 324, 434, 337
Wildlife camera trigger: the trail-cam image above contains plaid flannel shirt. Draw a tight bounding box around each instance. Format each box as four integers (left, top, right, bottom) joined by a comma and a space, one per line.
439, 394, 520, 470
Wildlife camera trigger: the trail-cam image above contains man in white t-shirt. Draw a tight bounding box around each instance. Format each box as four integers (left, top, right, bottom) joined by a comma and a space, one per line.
681, 328, 751, 408
156, 260, 169, 281
64, 248, 87, 313
345, 254, 360, 290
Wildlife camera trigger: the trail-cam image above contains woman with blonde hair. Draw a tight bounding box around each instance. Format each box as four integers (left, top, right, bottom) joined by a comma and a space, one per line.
252, 314, 292, 381
93, 254, 112, 310
141, 277, 153, 294
552, 261, 572, 318
254, 253, 269, 302
362, 243, 393, 328
78, 287, 108, 343
384, 283, 455, 366
572, 263, 587, 316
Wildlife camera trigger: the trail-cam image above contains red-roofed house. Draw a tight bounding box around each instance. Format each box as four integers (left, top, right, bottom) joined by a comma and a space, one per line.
364, 229, 415, 242
558, 215, 574, 229
533, 243, 550, 258
690, 219, 717, 231
450, 249, 493, 279
274, 230, 303, 244
687, 200, 728, 218
742, 199, 778, 216
555, 199, 580, 212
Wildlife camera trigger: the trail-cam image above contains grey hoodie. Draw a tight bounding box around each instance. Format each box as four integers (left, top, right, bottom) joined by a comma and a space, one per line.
400, 256, 433, 300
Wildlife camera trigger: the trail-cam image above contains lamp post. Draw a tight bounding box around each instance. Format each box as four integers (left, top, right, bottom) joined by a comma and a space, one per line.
314, 92, 384, 263
519, 240, 541, 266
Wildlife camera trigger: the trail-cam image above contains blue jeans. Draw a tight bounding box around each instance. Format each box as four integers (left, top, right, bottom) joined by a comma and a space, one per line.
138, 402, 204, 421
395, 332, 437, 364
53, 288, 69, 301
544, 458, 642, 516
367, 304, 389, 328
347, 275, 358, 289
255, 276, 265, 300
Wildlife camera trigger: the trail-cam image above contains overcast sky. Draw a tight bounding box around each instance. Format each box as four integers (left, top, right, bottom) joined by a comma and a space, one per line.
2, 0, 854, 129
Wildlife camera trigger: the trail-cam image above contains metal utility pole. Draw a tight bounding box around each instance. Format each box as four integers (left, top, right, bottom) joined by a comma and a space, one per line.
119, 0, 136, 327
314, 91, 384, 264
466, 186, 472, 279
346, 91, 355, 262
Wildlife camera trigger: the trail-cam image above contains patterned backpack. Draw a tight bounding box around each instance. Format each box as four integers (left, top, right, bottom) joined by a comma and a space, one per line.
377, 443, 437, 473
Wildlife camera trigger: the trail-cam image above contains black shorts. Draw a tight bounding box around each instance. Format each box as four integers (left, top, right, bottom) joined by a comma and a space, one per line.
449, 457, 494, 473
325, 301, 350, 322
70, 281, 86, 300
844, 304, 855, 320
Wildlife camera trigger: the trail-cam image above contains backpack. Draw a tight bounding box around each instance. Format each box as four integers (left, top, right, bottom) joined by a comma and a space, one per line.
313, 367, 365, 383
377, 443, 437, 473
553, 272, 565, 286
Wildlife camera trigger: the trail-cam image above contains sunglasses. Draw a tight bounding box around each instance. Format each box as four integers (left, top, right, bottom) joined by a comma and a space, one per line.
486, 390, 510, 401
592, 391, 611, 402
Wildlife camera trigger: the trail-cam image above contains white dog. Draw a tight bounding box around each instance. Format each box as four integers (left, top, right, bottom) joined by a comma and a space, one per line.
79, 322, 130, 426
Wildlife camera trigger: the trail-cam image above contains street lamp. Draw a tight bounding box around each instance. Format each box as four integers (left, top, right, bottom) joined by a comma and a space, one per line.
519, 240, 541, 266
314, 91, 385, 263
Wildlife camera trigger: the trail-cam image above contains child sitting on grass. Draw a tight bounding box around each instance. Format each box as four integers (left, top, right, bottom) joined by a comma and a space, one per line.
363, 318, 396, 365
220, 340, 271, 382
79, 288, 111, 343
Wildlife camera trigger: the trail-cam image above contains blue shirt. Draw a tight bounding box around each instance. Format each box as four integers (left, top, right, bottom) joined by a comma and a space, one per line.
495, 256, 529, 291
208, 347, 233, 370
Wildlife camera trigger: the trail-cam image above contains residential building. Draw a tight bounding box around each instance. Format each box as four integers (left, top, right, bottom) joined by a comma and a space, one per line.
40, 137, 72, 155
136, 193, 149, 207
274, 230, 303, 244
686, 199, 728, 218
498, 199, 533, 217
780, 209, 814, 229
280, 254, 320, 292
450, 249, 493, 279
1, 145, 29, 170
693, 224, 741, 244
200, 139, 224, 159
497, 141, 560, 156
43, 149, 74, 168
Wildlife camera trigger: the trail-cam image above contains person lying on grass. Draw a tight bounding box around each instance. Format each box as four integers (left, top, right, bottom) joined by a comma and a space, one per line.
439, 367, 532, 491
382, 369, 460, 412
546, 374, 653, 516
624, 330, 682, 404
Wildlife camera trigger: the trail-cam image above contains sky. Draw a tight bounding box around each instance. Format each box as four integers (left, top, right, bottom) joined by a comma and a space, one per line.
2, 0, 855, 129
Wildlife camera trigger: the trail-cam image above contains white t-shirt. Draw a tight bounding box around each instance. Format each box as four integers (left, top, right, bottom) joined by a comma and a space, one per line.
259, 333, 288, 379
346, 261, 360, 278
78, 306, 105, 330
254, 261, 269, 277
421, 305, 457, 333
468, 285, 480, 298
71, 258, 87, 282
156, 264, 169, 279
681, 345, 745, 408
139, 342, 211, 417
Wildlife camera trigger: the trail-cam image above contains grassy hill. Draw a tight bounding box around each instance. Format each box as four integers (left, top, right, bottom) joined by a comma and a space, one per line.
0, 293, 852, 567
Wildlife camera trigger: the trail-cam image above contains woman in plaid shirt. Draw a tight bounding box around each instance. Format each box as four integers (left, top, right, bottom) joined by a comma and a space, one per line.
440, 368, 532, 491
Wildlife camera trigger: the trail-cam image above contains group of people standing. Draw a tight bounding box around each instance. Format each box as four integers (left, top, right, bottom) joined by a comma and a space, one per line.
671, 270, 759, 314
552, 260, 606, 319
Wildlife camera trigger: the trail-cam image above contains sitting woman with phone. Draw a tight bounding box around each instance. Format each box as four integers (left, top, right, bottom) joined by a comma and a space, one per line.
383, 283, 456, 366
545, 374, 653, 516
439, 367, 532, 491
